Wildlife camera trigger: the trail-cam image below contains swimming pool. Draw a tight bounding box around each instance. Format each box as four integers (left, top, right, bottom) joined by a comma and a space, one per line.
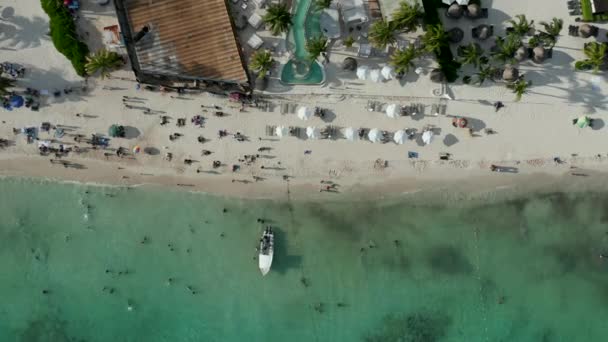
280, 0, 326, 85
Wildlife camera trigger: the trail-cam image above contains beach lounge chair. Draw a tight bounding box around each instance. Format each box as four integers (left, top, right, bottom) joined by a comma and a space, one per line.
265, 125, 277, 136
358, 43, 372, 58
247, 34, 264, 49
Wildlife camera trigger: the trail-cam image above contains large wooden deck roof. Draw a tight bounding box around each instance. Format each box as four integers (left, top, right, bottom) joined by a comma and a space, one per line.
123, 0, 248, 84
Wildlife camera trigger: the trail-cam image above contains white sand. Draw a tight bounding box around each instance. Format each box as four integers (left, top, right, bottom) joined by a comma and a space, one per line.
2, 0, 608, 199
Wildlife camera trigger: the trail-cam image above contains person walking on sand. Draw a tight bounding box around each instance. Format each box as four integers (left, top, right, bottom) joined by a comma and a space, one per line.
494, 101, 504, 112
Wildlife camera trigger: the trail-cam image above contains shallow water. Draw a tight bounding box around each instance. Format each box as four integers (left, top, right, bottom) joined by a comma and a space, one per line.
1, 177, 608, 341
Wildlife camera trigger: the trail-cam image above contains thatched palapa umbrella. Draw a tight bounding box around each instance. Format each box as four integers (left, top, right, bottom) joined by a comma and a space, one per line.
532, 46, 546, 63
502, 65, 519, 82
447, 3, 463, 18
448, 27, 464, 43
514, 46, 527, 62
467, 3, 480, 18
342, 57, 357, 71
579, 24, 598, 38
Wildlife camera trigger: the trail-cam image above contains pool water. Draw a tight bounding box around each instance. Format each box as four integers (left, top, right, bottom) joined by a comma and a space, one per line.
280, 0, 326, 85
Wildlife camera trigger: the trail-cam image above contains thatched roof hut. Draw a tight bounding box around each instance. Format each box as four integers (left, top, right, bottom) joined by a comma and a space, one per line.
430, 68, 445, 83
342, 57, 358, 71
503, 65, 519, 82
447, 3, 463, 18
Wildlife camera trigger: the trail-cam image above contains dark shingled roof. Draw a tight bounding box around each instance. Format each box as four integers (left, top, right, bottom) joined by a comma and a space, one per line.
116, 0, 248, 84
592, 0, 608, 13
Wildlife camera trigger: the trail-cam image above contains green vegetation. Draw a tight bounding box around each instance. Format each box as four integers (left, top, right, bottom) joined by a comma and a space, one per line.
463, 64, 498, 86
390, 45, 421, 76
574, 42, 607, 73
344, 36, 355, 48
86, 49, 123, 79
421, 24, 449, 54
40, 0, 89, 76
458, 43, 485, 68
0, 76, 15, 95
263, 3, 293, 36
249, 49, 274, 78
540, 18, 563, 37
369, 20, 396, 49
507, 14, 534, 37
306, 36, 328, 61
392, 1, 423, 33
420, 0, 460, 82
507, 77, 531, 101
314, 0, 332, 10
581, 0, 608, 21
491, 34, 522, 63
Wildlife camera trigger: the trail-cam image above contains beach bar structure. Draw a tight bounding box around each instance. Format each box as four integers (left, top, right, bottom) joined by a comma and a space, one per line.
114, 0, 250, 92
592, 0, 608, 13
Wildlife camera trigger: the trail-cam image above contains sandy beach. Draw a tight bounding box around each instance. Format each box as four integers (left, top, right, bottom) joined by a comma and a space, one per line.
2, 0, 608, 199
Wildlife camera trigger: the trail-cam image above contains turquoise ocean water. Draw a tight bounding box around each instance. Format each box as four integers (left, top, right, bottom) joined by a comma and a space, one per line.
1, 177, 608, 341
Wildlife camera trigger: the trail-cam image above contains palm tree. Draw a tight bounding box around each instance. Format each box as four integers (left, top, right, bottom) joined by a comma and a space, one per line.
390, 45, 420, 76
575, 42, 608, 73
306, 36, 328, 61
314, 0, 332, 10
263, 3, 292, 36
471, 64, 498, 86
421, 24, 449, 54
507, 77, 531, 101
0, 76, 15, 95
507, 14, 534, 37
491, 34, 522, 63
458, 43, 484, 67
85, 49, 123, 79
369, 20, 396, 49
249, 49, 274, 78
540, 18, 563, 37
392, 1, 423, 33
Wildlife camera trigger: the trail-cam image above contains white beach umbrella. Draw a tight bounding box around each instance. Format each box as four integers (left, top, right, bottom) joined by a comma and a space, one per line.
442, 0, 468, 4
297, 106, 313, 120
393, 130, 407, 144
381, 65, 395, 80
422, 130, 434, 145
368, 128, 381, 143
276, 125, 288, 138
306, 126, 320, 139
356, 65, 369, 80
343, 127, 357, 141
385, 104, 399, 119
369, 69, 383, 83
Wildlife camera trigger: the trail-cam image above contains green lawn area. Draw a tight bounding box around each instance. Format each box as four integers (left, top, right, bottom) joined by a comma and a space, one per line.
581, 0, 608, 22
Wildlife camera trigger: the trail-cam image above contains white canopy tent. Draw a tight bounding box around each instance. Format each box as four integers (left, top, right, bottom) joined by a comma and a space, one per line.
306, 126, 320, 139
393, 130, 407, 144
368, 128, 381, 143
297, 106, 313, 120
369, 69, 383, 83
276, 126, 288, 138
381, 65, 395, 80
385, 104, 399, 119
422, 130, 434, 145
356, 65, 369, 80
343, 127, 357, 141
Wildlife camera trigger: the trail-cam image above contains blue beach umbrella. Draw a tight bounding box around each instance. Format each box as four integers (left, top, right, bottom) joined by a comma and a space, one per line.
9, 95, 24, 108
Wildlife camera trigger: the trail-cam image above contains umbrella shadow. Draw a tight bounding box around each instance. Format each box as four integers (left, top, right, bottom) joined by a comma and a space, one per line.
271, 227, 302, 274
320, 109, 336, 123
443, 133, 459, 147
465, 117, 486, 132
144, 147, 160, 155
592, 118, 605, 131
123, 126, 141, 139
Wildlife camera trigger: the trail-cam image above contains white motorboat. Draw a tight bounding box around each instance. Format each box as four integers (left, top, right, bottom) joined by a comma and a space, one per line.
258, 227, 274, 276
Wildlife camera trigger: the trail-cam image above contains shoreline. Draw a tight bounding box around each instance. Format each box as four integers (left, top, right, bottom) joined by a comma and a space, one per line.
2, 153, 608, 204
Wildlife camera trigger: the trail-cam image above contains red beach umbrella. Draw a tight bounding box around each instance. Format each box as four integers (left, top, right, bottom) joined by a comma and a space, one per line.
452, 117, 468, 128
